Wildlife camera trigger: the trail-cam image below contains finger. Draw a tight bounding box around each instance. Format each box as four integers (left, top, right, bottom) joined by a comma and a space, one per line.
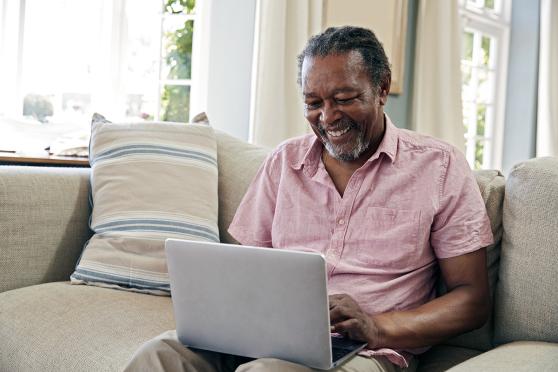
332, 319, 367, 341
329, 294, 352, 310
329, 305, 354, 324
328, 295, 341, 308
332, 318, 358, 332
329, 294, 347, 303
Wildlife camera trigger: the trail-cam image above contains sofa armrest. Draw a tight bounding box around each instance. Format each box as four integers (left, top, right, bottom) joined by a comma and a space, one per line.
0, 166, 92, 293
447, 341, 558, 372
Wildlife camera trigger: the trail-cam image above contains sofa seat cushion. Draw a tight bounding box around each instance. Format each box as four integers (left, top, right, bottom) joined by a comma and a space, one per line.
0, 282, 174, 372
416, 345, 482, 372
446, 341, 558, 371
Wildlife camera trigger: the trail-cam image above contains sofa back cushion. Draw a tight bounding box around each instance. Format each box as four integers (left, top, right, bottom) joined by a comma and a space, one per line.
215, 130, 270, 244
443, 169, 505, 351
494, 157, 558, 344
0, 167, 92, 293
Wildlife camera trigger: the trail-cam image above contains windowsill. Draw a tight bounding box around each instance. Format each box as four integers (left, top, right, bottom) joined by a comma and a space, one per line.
0, 152, 89, 167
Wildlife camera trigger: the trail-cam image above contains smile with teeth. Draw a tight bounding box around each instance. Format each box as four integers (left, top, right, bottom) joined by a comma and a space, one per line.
326, 126, 351, 137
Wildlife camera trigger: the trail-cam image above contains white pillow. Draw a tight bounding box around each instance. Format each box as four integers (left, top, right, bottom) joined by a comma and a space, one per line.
70, 114, 219, 295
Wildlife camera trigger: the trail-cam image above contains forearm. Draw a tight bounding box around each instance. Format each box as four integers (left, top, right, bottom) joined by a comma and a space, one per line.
370, 284, 490, 349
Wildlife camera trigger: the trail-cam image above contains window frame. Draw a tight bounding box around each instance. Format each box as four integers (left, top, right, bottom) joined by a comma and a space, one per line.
459, 0, 511, 170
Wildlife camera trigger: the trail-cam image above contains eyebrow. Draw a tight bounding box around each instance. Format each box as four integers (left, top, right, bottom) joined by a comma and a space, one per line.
303, 87, 359, 97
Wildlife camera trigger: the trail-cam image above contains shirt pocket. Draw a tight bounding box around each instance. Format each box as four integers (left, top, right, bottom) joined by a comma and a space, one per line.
354, 207, 421, 269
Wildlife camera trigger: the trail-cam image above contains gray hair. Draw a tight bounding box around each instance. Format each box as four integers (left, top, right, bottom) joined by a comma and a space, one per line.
297, 26, 391, 90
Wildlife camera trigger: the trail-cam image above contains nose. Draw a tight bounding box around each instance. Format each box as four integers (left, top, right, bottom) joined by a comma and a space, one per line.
319, 102, 340, 125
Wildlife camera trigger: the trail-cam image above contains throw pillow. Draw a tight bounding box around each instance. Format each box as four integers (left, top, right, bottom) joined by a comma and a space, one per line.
70, 113, 219, 295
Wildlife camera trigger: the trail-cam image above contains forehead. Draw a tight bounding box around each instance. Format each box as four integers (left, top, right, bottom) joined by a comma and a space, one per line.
301, 51, 369, 93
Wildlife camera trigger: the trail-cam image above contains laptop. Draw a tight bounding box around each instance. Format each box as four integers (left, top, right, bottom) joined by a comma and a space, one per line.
165, 239, 368, 370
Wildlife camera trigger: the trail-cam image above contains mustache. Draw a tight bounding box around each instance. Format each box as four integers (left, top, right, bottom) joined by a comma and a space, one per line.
317, 117, 359, 136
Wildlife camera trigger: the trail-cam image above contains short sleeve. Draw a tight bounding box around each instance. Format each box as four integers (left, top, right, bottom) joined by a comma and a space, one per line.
227, 152, 279, 247
431, 148, 494, 259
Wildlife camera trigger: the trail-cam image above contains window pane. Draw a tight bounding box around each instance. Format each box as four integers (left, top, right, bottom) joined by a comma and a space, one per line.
462, 101, 475, 134
160, 85, 190, 122
124, 0, 161, 120
10, 0, 104, 154
466, 0, 496, 11
475, 140, 484, 169
21, 0, 102, 123
466, 0, 484, 9
481, 36, 492, 67
476, 67, 495, 103
463, 32, 474, 61
162, 18, 194, 80
476, 103, 486, 136
164, 0, 196, 14
461, 64, 475, 102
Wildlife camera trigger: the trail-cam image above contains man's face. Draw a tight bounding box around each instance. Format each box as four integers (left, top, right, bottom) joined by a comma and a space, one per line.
301, 51, 388, 163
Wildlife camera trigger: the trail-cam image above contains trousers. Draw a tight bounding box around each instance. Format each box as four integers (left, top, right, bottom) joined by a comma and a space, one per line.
123, 330, 418, 372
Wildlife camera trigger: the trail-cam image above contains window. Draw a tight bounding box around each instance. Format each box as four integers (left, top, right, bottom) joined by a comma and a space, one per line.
0, 0, 198, 158
459, 0, 511, 170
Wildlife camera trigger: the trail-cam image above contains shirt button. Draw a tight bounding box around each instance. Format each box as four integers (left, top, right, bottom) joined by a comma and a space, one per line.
338, 219, 345, 225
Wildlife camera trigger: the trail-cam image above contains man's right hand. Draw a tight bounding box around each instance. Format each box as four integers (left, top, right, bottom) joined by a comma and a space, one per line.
329, 293, 380, 348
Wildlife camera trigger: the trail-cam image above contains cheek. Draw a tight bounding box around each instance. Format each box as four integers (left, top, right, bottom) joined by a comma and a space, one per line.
305, 115, 323, 138
305, 110, 320, 126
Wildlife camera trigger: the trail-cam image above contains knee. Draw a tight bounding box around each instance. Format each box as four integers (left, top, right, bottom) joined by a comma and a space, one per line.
124, 331, 184, 372
236, 358, 311, 372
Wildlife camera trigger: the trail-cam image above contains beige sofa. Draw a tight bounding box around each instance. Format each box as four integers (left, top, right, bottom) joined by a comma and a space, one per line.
1, 131, 557, 372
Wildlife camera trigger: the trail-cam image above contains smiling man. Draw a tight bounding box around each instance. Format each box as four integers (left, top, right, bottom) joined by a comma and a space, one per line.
125, 26, 494, 372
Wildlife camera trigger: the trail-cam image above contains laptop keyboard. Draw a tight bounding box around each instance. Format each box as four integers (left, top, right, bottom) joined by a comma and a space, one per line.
332, 347, 350, 362
331, 336, 367, 363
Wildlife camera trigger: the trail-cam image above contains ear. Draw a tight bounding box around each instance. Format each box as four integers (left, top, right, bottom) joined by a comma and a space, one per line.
378, 78, 391, 105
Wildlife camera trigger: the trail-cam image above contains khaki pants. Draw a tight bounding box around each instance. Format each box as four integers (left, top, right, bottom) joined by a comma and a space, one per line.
124, 331, 418, 372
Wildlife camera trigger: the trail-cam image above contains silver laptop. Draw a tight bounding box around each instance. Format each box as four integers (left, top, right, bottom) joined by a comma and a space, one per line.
165, 239, 367, 370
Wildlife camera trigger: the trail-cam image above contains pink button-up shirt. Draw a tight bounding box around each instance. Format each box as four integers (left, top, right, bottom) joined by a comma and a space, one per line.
228, 116, 493, 367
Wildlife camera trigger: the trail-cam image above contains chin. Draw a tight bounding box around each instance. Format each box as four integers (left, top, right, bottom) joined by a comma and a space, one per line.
324, 141, 368, 162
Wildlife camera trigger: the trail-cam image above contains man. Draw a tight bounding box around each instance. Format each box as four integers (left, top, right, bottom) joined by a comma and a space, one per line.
125, 26, 493, 372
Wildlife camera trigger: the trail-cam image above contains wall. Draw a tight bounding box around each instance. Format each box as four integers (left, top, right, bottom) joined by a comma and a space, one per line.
502, 0, 540, 173
384, 0, 418, 129
205, 0, 257, 140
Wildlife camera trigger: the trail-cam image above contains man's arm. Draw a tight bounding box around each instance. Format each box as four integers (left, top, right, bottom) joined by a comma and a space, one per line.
330, 247, 490, 349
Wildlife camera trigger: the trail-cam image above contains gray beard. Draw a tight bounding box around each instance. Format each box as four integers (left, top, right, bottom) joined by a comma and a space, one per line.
319, 120, 369, 161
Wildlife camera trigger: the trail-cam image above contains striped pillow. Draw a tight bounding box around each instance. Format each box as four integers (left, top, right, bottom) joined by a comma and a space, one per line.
70, 114, 219, 295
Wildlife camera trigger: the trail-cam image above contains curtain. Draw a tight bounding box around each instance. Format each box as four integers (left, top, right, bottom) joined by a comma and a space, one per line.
536, 0, 558, 157
249, 0, 323, 148
411, 0, 465, 152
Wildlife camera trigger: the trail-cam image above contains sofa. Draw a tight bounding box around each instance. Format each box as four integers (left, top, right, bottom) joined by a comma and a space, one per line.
1, 130, 557, 372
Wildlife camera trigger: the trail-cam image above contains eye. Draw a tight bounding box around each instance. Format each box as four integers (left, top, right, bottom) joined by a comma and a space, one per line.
305, 101, 322, 110
335, 96, 357, 105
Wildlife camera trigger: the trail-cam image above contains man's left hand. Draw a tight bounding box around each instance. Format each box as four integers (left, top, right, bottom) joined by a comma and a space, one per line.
329, 293, 380, 348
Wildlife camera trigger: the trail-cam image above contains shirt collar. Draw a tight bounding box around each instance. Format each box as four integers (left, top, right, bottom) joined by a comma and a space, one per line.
291, 114, 399, 176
